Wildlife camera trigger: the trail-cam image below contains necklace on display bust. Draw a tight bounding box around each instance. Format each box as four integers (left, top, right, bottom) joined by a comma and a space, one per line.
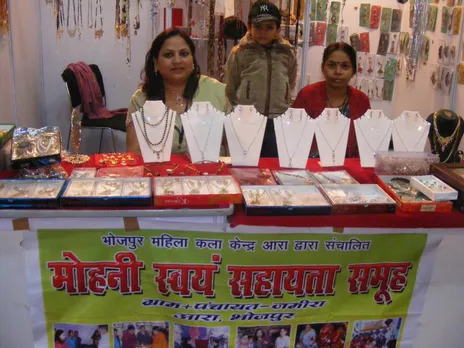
356, 119, 392, 154
230, 113, 266, 156
327, 93, 348, 108
316, 109, 349, 163
393, 122, 428, 151
433, 111, 461, 152
135, 107, 174, 159
186, 108, 214, 161
279, 113, 309, 168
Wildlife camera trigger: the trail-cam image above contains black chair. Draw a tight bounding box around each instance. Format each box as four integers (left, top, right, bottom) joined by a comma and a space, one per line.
61, 64, 127, 153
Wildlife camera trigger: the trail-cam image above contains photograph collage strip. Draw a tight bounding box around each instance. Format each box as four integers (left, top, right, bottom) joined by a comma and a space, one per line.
52, 317, 403, 348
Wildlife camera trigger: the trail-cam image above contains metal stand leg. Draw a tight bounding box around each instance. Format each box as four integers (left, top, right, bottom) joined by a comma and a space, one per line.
67, 122, 72, 151
98, 129, 104, 153
110, 129, 116, 153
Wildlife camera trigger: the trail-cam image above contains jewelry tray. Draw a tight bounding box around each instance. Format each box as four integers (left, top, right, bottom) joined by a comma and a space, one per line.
0, 179, 66, 209
61, 178, 152, 207
241, 185, 331, 216
430, 163, 464, 213
70, 168, 97, 178
153, 175, 243, 207
375, 175, 453, 213
229, 168, 277, 185
319, 184, 396, 215
410, 175, 458, 201
272, 170, 315, 185
312, 170, 359, 185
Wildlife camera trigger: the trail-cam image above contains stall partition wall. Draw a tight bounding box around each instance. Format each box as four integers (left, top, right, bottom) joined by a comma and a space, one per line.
0, 24, 15, 125
6, 0, 45, 128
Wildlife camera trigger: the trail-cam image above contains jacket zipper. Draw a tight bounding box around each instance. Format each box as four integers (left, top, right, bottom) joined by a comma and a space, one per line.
264, 49, 272, 116
246, 80, 251, 99
285, 82, 289, 101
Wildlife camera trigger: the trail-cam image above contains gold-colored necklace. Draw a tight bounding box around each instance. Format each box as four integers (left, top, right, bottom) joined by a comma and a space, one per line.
433, 111, 461, 152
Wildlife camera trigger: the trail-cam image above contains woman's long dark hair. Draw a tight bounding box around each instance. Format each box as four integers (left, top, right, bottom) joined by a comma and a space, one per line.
54, 329, 64, 343
253, 328, 265, 341
141, 27, 201, 102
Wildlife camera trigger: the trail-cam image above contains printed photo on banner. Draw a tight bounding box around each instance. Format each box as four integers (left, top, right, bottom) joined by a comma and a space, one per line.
53, 323, 109, 348
174, 324, 229, 348
113, 321, 169, 348
349, 318, 403, 348
236, 325, 291, 348
295, 322, 348, 348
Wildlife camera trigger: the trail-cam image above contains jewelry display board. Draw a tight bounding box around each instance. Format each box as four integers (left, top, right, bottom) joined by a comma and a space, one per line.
315, 108, 350, 167
224, 105, 266, 166
181, 102, 226, 163
355, 109, 393, 168
392, 111, 430, 152
133, 101, 176, 163
274, 108, 315, 169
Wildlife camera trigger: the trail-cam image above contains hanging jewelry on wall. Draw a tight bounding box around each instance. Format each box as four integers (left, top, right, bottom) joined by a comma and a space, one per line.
77, 0, 83, 38
67, 0, 78, 37
207, 0, 216, 77
217, 15, 225, 78
187, 0, 193, 35
133, 0, 140, 35
94, 0, 104, 39
294, 0, 301, 45
56, 0, 66, 39
126, 0, 132, 65
120, 0, 128, 37
87, 0, 94, 28
0, 0, 9, 38
150, 0, 160, 38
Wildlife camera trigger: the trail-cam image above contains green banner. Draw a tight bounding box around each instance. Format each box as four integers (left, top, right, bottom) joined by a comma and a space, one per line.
38, 230, 427, 348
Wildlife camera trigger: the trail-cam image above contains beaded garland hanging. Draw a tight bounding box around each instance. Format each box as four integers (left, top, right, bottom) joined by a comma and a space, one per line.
56, 0, 66, 39
187, 0, 193, 35
217, 15, 225, 79
207, 0, 216, 76
150, 0, 161, 38
0, 0, 9, 37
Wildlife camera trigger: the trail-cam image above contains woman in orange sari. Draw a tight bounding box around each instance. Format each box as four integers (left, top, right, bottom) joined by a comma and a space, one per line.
151, 326, 168, 348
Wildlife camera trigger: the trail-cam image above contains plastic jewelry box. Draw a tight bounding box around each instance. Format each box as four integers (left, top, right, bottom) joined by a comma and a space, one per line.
272, 170, 315, 185
0, 179, 66, 209
241, 185, 331, 216
375, 175, 453, 213
319, 184, 396, 215
410, 175, 458, 202
311, 170, 359, 185
430, 163, 464, 213
61, 178, 152, 207
153, 175, 243, 207
374, 151, 439, 175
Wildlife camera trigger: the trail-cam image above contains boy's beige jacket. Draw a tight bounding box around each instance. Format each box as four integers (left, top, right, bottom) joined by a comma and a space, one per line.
225, 33, 297, 118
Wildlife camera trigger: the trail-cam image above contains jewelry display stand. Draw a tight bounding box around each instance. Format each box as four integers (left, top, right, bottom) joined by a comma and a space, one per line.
224, 105, 266, 166
392, 111, 430, 152
315, 108, 350, 167
355, 109, 393, 167
274, 108, 315, 169
133, 101, 176, 163
427, 110, 464, 163
181, 102, 226, 163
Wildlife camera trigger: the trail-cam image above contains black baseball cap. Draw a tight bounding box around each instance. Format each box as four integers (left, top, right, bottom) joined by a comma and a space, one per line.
249, 1, 281, 25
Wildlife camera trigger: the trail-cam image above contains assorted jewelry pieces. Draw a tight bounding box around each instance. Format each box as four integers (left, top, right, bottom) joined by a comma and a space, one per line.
95, 152, 138, 167
354, 110, 393, 168
185, 162, 225, 176
63, 178, 151, 198
392, 111, 430, 152
225, 106, 266, 166
229, 168, 277, 185
312, 171, 358, 185
18, 164, 69, 180
410, 175, 458, 201
383, 176, 430, 202
322, 184, 395, 205
274, 108, 314, 169
155, 176, 240, 196
70, 167, 97, 178
0, 180, 65, 200
242, 185, 330, 208
96, 165, 144, 178
133, 102, 176, 163
144, 163, 179, 177
11, 127, 61, 163
273, 170, 315, 185
315, 108, 350, 167
0, 0, 9, 37
181, 102, 225, 163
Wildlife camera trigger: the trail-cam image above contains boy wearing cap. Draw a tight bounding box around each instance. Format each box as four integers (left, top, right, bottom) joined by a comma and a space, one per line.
224, 0, 297, 157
